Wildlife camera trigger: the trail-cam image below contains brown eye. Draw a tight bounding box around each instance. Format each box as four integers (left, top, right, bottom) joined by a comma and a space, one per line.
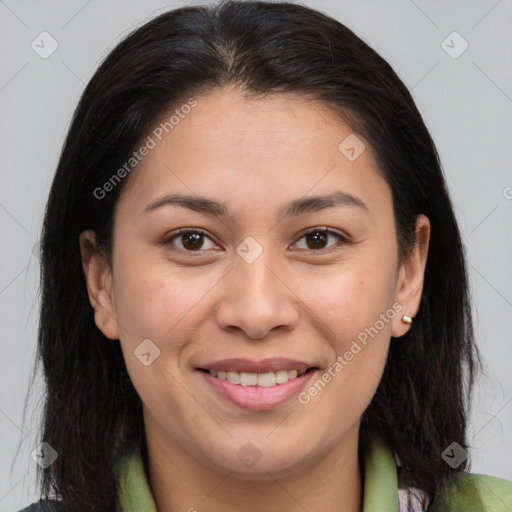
163, 229, 218, 252
181, 232, 204, 250
293, 228, 348, 252
305, 230, 329, 250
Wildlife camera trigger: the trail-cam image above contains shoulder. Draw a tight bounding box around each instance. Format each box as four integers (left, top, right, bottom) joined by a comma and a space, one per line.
440, 471, 512, 511
17, 499, 66, 512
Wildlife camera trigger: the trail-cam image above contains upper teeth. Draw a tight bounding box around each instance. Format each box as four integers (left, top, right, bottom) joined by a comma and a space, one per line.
208, 369, 307, 387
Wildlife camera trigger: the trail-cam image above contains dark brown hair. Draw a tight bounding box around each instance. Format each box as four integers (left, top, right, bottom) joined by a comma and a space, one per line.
30, 1, 480, 510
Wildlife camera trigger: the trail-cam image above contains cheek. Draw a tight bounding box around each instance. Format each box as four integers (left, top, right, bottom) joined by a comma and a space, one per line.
112, 249, 181, 335
294, 254, 397, 415
111, 257, 199, 418
113, 268, 172, 341
111, 250, 226, 350
298, 259, 397, 346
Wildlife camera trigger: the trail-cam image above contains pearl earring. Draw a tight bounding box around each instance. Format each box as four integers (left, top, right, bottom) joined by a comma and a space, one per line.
401, 315, 413, 324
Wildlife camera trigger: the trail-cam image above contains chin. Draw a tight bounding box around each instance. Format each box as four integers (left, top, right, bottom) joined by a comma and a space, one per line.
199, 439, 317, 479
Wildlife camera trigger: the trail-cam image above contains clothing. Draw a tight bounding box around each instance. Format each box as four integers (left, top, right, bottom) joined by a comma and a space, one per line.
18, 436, 512, 511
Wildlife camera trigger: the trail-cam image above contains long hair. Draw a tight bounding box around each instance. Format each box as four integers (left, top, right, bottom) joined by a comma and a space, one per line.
32, 1, 480, 510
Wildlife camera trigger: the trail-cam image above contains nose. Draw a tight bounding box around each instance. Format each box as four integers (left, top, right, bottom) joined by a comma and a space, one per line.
215, 245, 300, 340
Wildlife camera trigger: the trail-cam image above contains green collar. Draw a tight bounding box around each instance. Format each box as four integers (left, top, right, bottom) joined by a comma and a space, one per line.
117, 437, 399, 512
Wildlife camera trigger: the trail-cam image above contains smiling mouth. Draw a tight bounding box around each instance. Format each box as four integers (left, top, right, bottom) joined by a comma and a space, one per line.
198, 367, 318, 387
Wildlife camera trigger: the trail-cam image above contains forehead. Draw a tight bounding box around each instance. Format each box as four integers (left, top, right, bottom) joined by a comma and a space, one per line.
117, 87, 391, 222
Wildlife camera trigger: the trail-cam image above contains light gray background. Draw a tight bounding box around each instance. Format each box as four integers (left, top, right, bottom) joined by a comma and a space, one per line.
1, 0, 511, 510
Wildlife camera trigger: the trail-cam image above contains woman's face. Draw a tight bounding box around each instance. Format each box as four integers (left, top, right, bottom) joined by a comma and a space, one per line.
81, 87, 429, 477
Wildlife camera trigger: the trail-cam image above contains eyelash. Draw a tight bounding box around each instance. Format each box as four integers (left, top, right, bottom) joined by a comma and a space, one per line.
161, 227, 350, 254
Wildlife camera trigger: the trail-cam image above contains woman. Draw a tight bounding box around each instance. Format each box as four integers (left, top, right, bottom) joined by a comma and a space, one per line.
19, 1, 512, 511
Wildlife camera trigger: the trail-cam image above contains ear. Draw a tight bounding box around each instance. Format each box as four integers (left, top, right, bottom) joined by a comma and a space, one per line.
391, 214, 430, 338
78, 230, 119, 340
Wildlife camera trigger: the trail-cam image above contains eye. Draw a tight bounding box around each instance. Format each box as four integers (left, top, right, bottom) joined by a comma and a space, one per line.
292, 227, 348, 252
162, 228, 219, 252
162, 227, 349, 254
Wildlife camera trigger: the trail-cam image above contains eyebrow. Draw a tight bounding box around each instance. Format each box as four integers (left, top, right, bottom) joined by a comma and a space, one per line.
143, 191, 368, 218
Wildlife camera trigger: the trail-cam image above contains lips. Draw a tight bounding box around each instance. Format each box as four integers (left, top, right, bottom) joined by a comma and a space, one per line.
196, 358, 319, 410
206, 368, 308, 387
197, 357, 316, 374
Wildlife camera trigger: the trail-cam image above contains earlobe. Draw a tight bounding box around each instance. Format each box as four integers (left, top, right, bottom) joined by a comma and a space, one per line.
78, 230, 119, 340
391, 214, 430, 338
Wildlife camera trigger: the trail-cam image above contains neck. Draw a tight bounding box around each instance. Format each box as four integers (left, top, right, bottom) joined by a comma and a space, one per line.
144, 418, 364, 512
